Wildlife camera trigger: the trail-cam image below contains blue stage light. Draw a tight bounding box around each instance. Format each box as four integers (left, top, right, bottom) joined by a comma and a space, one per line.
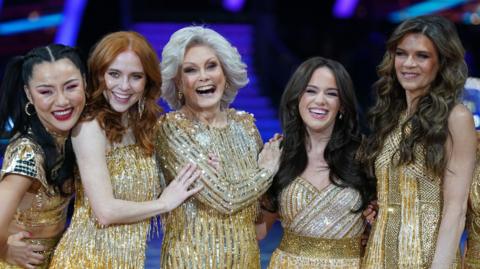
389, 0, 468, 22
0, 13, 63, 36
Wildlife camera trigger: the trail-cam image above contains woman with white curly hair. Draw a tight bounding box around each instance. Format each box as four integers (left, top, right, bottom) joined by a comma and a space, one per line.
156, 26, 281, 268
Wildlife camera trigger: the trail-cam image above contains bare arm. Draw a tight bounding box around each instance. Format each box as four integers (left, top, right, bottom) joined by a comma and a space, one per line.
0, 175, 44, 268
256, 209, 279, 241
73, 119, 201, 226
431, 104, 476, 269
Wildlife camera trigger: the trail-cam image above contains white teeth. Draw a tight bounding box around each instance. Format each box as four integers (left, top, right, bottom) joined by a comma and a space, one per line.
53, 109, 72, 116
113, 92, 130, 99
309, 108, 327, 115
196, 85, 215, 92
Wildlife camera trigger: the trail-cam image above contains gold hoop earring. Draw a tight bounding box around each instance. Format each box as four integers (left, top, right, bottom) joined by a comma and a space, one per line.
25, 102, 35, 116
138, 97, 145, 118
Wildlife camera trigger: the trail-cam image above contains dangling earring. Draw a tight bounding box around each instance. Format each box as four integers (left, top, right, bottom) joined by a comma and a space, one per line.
338, 113, 343, 120
138, 97, 145, 118
25, 102, 35, 116
225, 82, 230, 90
177, 90, 183, 101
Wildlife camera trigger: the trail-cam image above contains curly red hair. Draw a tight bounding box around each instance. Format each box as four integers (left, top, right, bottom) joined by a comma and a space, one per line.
83, 31, 162, 155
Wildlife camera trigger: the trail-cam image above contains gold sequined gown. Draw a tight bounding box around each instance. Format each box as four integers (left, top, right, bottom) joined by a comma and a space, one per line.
156, 109, 273, 269
465, 152, 480, 269
49, 144, 160, 269
0, 136, 73, 269
362, 118, 460, 269
268, 177, 364, 269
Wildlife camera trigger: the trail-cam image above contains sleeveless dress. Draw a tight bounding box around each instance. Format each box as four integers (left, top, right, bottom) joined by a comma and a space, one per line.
268, 177, 364, 269
465, 152, 480, 269
156, 109, 274, 269
0, 136, 72, 269
49, 144, 160, 269
362, 118, 460, 269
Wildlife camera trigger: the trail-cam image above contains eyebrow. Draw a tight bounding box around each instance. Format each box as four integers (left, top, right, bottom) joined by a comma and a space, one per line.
34, 78, 80, 88
395, 47, 432, 54
183, 57, 218, 66
306, 85, 339, 91
107, 68, 144, 74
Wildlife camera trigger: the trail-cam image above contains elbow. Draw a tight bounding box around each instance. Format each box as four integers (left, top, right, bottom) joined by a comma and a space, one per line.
92, 205, 117, 226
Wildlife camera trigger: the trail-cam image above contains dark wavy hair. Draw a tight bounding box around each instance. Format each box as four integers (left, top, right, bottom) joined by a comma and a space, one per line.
0, 44, 86, 195
266, 57, 375, 212
82, 31, 162, 155
359, 15, 468, 179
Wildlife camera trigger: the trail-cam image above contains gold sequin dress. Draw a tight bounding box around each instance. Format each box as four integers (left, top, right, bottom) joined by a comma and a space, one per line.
268, 177, 364, 269
362, 118, 460, 269
465, 153, 480, 269
156, 109, 274, 269
49, 144, 160, 269
0, 136, 72, 269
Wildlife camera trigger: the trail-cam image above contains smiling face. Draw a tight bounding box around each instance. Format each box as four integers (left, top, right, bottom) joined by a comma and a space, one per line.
179, 45, 226, 113
25, 58, 86, 135
394, 33, 439, 100
103, 50, 146, 113
298, 67, 341, 136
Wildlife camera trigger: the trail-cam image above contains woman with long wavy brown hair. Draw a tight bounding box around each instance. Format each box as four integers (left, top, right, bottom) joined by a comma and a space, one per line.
360, 15, 476, 269
49, 31, 201, 269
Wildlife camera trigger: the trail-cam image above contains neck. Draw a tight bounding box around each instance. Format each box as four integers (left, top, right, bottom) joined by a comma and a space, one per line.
182, 105, 226, 127
305, 131, 330, 159
121, 112, 130, 128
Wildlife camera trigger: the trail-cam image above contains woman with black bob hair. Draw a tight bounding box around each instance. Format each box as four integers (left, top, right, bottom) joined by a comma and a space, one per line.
259, 56, 375, 268
0, 44, 86, 268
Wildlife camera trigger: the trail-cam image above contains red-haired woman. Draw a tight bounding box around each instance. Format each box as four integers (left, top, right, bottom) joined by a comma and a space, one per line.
49, 31, 201, 268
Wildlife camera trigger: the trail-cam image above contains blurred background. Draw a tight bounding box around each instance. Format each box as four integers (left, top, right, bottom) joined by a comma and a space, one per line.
1, 0, 480, 268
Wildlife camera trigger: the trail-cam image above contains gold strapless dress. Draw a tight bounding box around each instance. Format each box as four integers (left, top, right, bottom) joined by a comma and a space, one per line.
49, 144, 160, 269
268, 177, 364, 268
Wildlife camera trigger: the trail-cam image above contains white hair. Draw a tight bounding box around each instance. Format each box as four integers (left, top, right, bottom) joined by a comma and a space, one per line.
161, 26, 249, 110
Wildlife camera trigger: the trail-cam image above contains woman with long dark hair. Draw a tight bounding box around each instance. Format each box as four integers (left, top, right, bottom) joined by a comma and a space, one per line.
258, 56, 375, 268
0, 44, 86, 268
360, 15, 476, 268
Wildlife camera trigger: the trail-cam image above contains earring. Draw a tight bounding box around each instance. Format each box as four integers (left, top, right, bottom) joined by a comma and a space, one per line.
138, 97, 145, 118
177, 90, 183, 101
225, 82, 230, 90
339, 113, 343, 120
25, 102, 34, 116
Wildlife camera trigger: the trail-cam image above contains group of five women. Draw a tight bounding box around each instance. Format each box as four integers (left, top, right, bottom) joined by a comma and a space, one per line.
0, 14, 478, 269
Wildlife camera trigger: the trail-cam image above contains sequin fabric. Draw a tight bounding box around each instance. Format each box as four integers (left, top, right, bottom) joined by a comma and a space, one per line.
156, 109, 273, 269
268, 177, 364, 269
0, 136, 72, 268
49, 144, 161, 269
362, 118, 460, 269
466, 152, 480, 269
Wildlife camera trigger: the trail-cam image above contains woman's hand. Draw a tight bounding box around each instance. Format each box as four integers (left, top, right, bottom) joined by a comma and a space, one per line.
207, 153, 221, 175
5, 231, 45, 269
363, 200, 378, 225
158, 163, 203, 212
258, 134, 283, 174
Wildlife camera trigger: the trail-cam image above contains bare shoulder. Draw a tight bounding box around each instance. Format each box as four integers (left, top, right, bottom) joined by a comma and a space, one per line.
447, 104, 476, 152
71, 119, 107, 150
448, 104, 475, 129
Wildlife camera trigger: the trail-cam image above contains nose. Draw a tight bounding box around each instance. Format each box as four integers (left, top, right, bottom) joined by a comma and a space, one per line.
404, 55, 417, 67
313, 91, 326, 104
119, 76, 130, 91
199, 68, 209, 82
56, 91, 69, 107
